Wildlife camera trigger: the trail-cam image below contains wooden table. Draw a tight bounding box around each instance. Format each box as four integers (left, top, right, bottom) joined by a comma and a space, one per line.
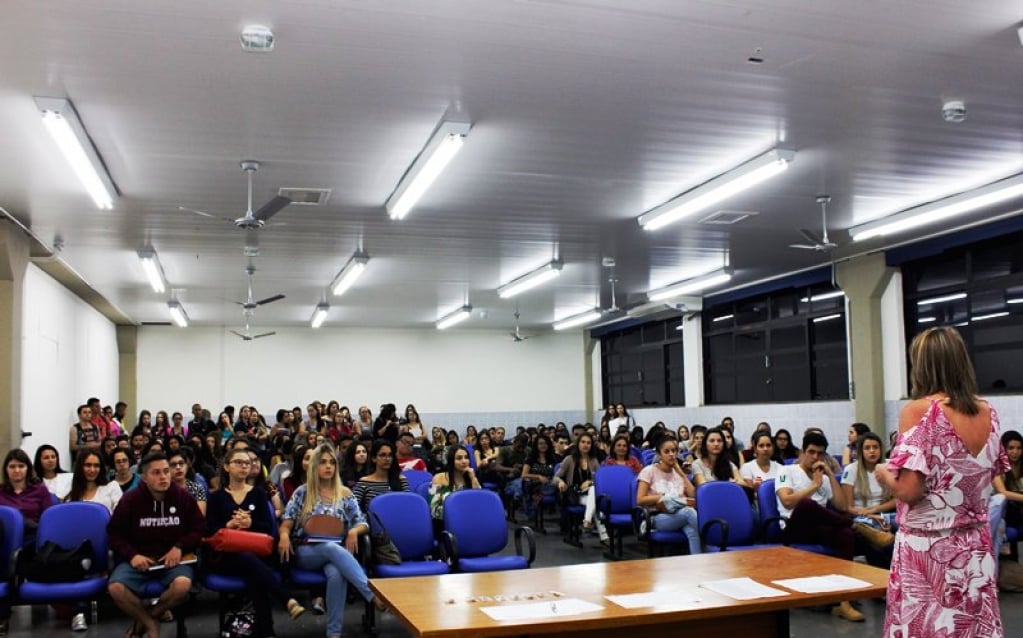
369, 547, 889, 638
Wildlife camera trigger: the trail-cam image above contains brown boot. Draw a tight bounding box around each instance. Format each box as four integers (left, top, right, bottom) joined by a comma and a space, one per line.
831, 601, 865, 622
853, 522, 895, 550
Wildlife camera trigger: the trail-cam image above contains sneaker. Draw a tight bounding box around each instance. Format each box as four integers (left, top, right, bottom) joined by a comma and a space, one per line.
831, 601, 865, 622
71, 613, 87, 632
638, 520, 648, 537
311, 598, 326, 615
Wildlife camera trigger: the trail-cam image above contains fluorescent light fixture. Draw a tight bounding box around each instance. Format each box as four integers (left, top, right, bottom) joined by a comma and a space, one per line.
330, 251, 370, 297
712, 313, 734, 322
973, 311, 1009, 322
385, 119, 471, 220
917, 292, 966, 306
137, 248, 167, 294
310, 302, 329, 328
1008, 298, 1023, 305
851, 173, 1023, 242
497, 259, 564, 299
34, 97, 117, 210
648, 268, 733, 301
813, 313, 842, 323
800, 290, 844, 303
553, 308, 603, 331
954, 321, 970, 327
918, 316, 937, 324
167, 301, 190, 328
638, 148, 795, 231
436, 304, 472, 330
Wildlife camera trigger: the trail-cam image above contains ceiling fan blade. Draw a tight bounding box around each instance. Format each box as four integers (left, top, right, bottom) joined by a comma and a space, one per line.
252, 331, 276, 339
178, 206, 234, 223
798, 229, 823, 244
254, 195, 292, 222
788, 243, 820, 250
229, 330, 246, 339
255, 293, 286, 306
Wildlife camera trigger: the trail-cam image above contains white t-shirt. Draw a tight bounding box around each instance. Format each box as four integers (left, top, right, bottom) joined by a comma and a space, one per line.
82, 482, 123, 513
638, 464, 686, 498
43, 473, 73, 499
775, 464, 831, 519
840, 462, 884, 509
690, 458, 739, 482
740, 459, 782, 482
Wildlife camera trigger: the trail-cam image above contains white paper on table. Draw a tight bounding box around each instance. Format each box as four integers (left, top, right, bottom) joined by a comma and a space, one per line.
480, 598, 603, 622
771, 574, 874, 593
605, 589, 702, 609
698, 577, 790, 600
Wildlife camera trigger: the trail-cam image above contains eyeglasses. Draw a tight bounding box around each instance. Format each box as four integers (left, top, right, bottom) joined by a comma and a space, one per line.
169, 461, 187, 468
229, 460, 252, 467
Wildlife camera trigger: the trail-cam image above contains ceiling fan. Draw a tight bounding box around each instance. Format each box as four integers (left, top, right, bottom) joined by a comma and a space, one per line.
789, 195, 838, 252
510, 310, 531, 342
179, 160, 292, 230
230, 318, 276, 342
235, 260, 285, 316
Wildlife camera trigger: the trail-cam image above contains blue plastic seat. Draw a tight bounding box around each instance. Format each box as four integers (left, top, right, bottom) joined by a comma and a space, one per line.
757, 479, 834, 555
640, 449, 657, 466
0, 506, 24, 601
18, 502, 110, 602
697, 481, 776, 552
595, 465, 636, 559
369, 492, 448, 578
633, 476, 690, 558
442, 490, 535, 572
415, 481, 432, 501
402, 469, 433, 494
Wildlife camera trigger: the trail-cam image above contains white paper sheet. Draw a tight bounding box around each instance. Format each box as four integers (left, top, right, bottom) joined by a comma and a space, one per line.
479, 598, 604, 622
771, 574, 875, 593
698, 577, 790, 600
605, 590, 702, 609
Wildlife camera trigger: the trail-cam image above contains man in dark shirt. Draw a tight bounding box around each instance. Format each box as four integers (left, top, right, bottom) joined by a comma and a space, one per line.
187, 403, 215, 438
496, 435, 530, 505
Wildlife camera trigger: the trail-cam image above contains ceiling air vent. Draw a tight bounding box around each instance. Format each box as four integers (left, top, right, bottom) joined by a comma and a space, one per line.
278, 188, 332, 206
699, 210, 758, 225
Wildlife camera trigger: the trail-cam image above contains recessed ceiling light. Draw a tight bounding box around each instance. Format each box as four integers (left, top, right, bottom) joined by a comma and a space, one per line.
240, 25, 275, 52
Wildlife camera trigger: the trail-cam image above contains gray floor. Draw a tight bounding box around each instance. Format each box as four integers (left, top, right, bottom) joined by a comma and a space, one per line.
6, 519, 1022, 637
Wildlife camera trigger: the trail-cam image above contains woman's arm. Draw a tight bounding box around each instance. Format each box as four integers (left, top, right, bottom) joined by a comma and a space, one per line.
993, 476, 1023, 503
842, 445, 853, 467
636, 477, 660, 507
875, 400, 930, 505
841, 483, 867, 516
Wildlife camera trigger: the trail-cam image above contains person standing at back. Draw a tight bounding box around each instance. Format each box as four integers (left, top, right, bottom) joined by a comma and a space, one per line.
876, 327, 1008, 638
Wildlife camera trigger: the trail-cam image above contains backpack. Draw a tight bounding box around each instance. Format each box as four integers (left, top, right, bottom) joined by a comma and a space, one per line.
220, 598, 256, 638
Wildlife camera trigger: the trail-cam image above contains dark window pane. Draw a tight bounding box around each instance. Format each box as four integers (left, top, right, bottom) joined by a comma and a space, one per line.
710, 375, 736, 404
642, 323, 665, 343
813, 315, 846, 344
914, 253, 967, 293
735, 331, 766, 355
771, 326, 806, 351
736, 299, 768, 325
666, 343, 683, 367
772, 292, 799, 319
772, 367, 810, 401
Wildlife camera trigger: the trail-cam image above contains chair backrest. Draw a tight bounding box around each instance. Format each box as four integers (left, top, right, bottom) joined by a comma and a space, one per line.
784, 457, 798, 465
444, 490, 507, 557
640, 449, 657, 466
695, 481, 756, 547
402, 469, 433, 492
36, 502, 111, 571
0, 506, 24, 578
369, 492, 435, 560
415, 481, 432, 501
757, 479, 782, 542
463, 443, 478, 471
594, 465, 635, 515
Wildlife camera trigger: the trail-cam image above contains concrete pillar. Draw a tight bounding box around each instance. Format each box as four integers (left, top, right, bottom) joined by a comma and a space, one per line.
836, 253, 896, 434
583, 332, 598, 421
683, 311, 704, 407
0, 223, 30, 450
117, 325, 138, 418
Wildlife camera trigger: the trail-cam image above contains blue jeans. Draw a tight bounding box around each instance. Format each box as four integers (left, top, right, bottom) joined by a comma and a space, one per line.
295, 543, 373, 636
653, 506, 701, 555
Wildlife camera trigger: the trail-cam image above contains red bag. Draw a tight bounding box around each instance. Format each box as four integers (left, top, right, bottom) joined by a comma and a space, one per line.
204, 528, 274, 558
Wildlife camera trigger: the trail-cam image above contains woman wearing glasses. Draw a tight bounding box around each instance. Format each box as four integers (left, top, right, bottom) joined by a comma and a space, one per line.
353, 439, 409, 514
279, 444, 386, 638
208, 448, 305, 638
168, 448, 207, 516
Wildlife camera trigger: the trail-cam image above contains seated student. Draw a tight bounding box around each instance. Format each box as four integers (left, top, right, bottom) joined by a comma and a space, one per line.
720, 427, 743, 469
603, 434, 643, 474
353, 439, 409, 514
430, 445, 480, 533
34, 444, 73, 499
691, 427, 746, 487
279, 444, 386, 638
803, 427, 844, 475
495, 434, 530, 500
168, 448, 207, 516
521, 435, 558, 519
340, 442, 370, 491
740, 432, 782, 487
107, 452, 204, 638
283, 445, 311, 499
688, 425, 707, 459
552, 432, 571, 463
636, 436, 700, 555
841, 422, 872, 466
554, 433, 607, 546
775, 431, 890, 622
207, 448, 305, 638
840, 432, 896, 565
993, 430, 1023, 529
771, 428, 799, 463
110, 448, 141, 493
395, 432, 427, 472
246, 449, 284, 520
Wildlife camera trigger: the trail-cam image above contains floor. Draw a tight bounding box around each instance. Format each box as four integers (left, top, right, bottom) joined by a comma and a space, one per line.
6, 517, 1022, 637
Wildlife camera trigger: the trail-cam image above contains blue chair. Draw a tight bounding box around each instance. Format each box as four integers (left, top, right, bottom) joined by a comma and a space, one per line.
442, 490, 535, 572
784, 457, 799, 465
641, 449, 657, 466
368, 493, 448, 577
464, 443, 478, 471
402, 469, 433, 494
0, 507, 24, 602
415, 480, 432, 501
17, 503, 110, 624
697, 482, 776, 552
594, 466, 636, 559
633, 479, 692, 558
756, 479, 834, 555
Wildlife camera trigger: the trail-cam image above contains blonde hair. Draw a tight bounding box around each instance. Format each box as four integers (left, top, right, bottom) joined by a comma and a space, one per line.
909, 326, 979, 416
301, 443, 351, 519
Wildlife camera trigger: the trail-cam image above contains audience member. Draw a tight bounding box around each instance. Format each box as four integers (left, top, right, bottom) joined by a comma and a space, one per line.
34, 444, 73, 499
636, 436, 700, 555
554, 432, 606, 545
353, 439, 409, 513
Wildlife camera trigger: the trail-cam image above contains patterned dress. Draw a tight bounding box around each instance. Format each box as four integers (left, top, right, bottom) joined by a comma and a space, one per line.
884, 400, 1009, 638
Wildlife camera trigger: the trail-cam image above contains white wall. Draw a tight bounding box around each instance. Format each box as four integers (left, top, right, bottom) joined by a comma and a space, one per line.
137, 326, 588, 431
20, 264, 118, 462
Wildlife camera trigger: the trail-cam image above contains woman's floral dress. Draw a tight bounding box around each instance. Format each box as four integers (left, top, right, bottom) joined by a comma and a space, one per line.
884, 400, 1008, 637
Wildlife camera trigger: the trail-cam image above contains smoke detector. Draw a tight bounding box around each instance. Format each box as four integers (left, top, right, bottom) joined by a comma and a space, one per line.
941, 100, 966, 123
240, 25, 275, 52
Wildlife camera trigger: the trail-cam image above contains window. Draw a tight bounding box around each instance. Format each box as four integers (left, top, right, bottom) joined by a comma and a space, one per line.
600, 319, 684, 407
703, 284, 849, 403
902, 230, 1023, 394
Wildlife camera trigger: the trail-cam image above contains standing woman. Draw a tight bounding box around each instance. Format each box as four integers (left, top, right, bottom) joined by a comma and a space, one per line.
279, 444, 386, 638
403, 404, 426, 445
553, 432, 607, 545
636, 436, 700, 555
217, 412, 234, 443
110, 448, 140, 492
876, 327, 1008, 637
356, 406, 373, 437
34, 444, 72, 499
208, 448, 305, 638
135, 410, 153, 437
691, 427, 746, 487
353, 439, 409, 514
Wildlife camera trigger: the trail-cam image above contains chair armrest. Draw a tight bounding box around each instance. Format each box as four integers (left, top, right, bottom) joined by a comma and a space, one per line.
699, 518, 729, 552
514, 526, 536, 567
632, 507, 652, 538
357, 533, 372, 565
596, 493, 611, 519
439, 530, 458, 567
759, 515, 787, 542
8, 546, 21, 592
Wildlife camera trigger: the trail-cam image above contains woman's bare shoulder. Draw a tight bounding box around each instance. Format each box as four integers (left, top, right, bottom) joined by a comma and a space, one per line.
897, 399, 933, 433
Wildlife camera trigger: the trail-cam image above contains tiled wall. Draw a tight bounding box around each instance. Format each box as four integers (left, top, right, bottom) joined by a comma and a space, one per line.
420, 410, 587, 436
885, 394, 1023, 437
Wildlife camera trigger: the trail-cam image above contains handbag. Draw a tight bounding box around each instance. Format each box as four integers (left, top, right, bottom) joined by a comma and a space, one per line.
303, 514, 345, 539
221, 597, 256, 638
204, 528, 274, 558
19, 539, 95, 582
368, 512, 402, 566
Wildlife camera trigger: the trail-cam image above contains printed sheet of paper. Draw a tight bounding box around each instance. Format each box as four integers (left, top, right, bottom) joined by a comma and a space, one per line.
480, 598, 603, 622
771, 574, 874, 593
605, 589, 702, 609
698, 577, 790, 600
